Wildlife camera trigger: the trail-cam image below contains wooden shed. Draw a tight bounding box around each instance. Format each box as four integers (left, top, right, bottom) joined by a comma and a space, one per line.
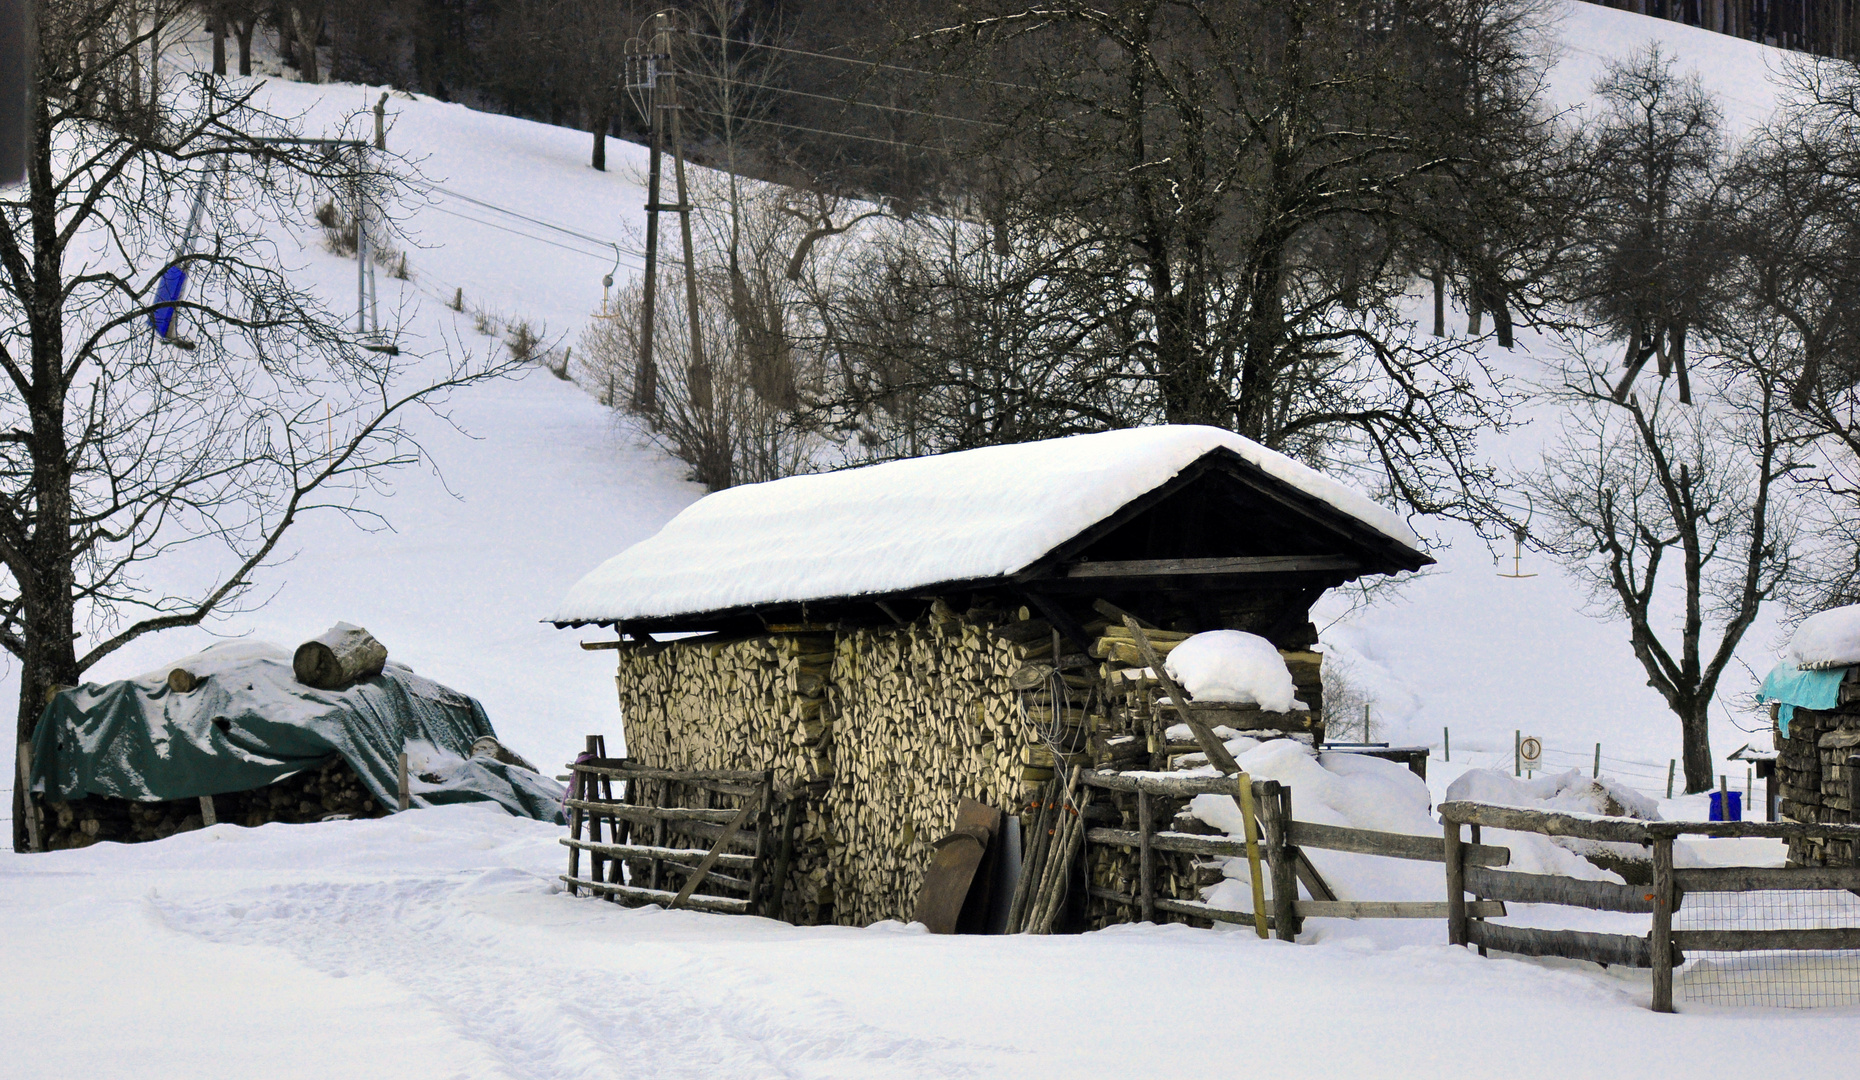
551, 425, 1430, 926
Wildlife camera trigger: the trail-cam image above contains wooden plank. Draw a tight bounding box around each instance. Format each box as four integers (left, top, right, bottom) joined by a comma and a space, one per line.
765, 795, 801, 919
1671, 928, 1860, 951
559, 876, 751, 915
670, 800, 758, 911
1089, 886, 1279, 930
1465, 866, 1663, 913
564, 799, 745, 825
1138, 790, 1155, 924
569, 760, 772, 784
1066, 555, 1365, 579
1445, 819, 1467, 947
1674, 866, 1860, 893
1290, 820, 1510, 867
1439, 800, 1652, 844
1260, 782, 1299, 939
1645, 819, 1860, 841
1466, 921, 1661, 968
1081, 771, 1256, 797
16, 742, 41, 853
1296, 900, 1506, 919
1651, 837, 1674, 1013
559, 836, 759, 871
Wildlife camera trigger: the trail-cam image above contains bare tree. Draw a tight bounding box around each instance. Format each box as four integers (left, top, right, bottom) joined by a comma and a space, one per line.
1524, 346, 1804, 794
4, 0, 518, 849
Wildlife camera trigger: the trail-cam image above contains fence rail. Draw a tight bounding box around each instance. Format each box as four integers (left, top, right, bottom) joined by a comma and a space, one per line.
1441, 798, 1860, 1012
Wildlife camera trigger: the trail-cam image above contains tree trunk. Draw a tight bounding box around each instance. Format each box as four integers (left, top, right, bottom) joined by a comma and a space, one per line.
211, 15, 226, 76
293, 10, 320, 84
235, 20, 256, 77
590, 105, 610, 171
1680, 699, 1714, 795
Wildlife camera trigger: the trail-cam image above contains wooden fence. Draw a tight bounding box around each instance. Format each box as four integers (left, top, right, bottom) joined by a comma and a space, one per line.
1083, 770, 1508, 938
1441, 800, 1860, 1012
559, 742, 795, 917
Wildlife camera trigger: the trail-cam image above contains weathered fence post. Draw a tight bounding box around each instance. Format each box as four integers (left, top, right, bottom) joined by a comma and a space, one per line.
565, 759, 586, 896
1651, 836, 1675, 1013
1137, 789, 1156, 923
1444, 812, 1467, 947
1259, 780, 1299, 941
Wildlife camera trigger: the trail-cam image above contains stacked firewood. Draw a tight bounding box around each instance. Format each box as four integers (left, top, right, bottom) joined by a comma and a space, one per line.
823, 605, 1045, 926
1773, 680, 1860, 865
613, 633, 837, 924
36, 755, 388, 851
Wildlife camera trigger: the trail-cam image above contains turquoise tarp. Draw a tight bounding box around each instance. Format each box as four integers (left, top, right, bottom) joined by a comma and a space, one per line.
1757, 661, 1848, 737
27, 644, 563, 823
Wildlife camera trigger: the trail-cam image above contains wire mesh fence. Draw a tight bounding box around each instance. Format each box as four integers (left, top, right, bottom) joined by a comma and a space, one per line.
1676, 889, 1860, 1007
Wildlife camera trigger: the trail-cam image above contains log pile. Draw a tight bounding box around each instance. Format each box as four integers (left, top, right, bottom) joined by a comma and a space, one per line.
613, 631, 842, 924
1774, 686, 1860, 865
35, 755, 388, 851
610, 604, 1325, 930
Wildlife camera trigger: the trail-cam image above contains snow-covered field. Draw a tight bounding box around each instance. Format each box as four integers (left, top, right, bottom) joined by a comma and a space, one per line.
4, 6, 1853, 1077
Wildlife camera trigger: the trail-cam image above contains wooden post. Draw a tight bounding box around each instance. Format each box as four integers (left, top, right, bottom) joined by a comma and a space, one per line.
373, 91, 387, 150
1667, 759, 1676, 799
1443, 726, 1449, 762
17, 742, 41, 853
1593, 743, 1601, 779
1651, 836, 1675, 1013
747, 773, 774, 913
396, 751, 410, 811
1444, 815, 1467, 947
198, 795, 217, 827
1235, 772, 1269, 940
1137, 789, 1155, 923
1261, 780, 1299, 941
565, 761, 585, 896
1514, 730, 1521, 777
1470, 823, 1487, 957
1848, 755, 1860, 864
766, 791, 801, 919
1718, 774, 1728, 821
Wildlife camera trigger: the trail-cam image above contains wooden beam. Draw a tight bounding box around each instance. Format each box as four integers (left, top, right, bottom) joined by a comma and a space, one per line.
1439, 800, 1652, 844
1466, 921, 1663, 969
1674, 866, 1860, 893
1466, 866, 1663, 913
1296, 900, 1506, 919
669, 800, 758, 911
559, 836, 759, 871
1063, 555, 1365, 579
1671, 928, 1860, 951
1291, 820, 1511, 866
559, 876, 751, 915
563, 799, 745, 826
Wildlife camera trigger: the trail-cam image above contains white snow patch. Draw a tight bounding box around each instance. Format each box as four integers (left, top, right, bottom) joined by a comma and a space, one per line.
550, 425, 1423, 624
1166, 631, 1304, 712
1786, 604, 1860, 670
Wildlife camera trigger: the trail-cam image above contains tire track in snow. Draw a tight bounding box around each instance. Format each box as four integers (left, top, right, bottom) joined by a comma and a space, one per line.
149, 870, 1001, 1080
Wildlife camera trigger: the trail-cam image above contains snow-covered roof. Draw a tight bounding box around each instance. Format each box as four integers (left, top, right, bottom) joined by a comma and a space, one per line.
1787, 604, 1860, 670
550, 425, 1425, 626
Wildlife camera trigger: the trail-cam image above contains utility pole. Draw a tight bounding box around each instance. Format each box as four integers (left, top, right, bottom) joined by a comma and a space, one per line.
626, 15, 668, 412
660, 18, 721, 486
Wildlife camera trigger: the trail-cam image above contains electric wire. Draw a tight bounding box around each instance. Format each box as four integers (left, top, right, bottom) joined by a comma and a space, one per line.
689, 108, 954, 153
680, 69, 1007, 128
683, 31, 1038, 91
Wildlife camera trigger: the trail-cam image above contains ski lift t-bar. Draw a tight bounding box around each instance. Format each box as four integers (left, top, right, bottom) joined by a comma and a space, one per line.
249, 137, 378, 337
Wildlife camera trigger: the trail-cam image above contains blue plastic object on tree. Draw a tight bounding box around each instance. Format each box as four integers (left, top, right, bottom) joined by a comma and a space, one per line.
148, 265, 187, 338
1709, 790, 1743, 822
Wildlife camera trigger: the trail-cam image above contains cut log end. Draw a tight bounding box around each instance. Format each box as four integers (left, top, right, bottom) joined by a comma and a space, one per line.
294, 622, 389, 690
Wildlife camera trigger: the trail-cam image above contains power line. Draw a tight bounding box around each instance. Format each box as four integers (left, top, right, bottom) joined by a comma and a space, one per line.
425, 184, 631, 252
683, 31, 1037, 91
681, 69, 1006, 128
689, 108, 953, 154
423, 203, 641, 265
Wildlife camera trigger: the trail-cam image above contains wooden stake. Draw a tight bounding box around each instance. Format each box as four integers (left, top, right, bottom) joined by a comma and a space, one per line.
396, 751, 410, 811
1137, 790, 1155, 923
1236, 772, 1269, 940
17, 742, 42, 853
198, 795, 217, 827
1651, 837, 1675, 1013
1444, 816, 1467, 947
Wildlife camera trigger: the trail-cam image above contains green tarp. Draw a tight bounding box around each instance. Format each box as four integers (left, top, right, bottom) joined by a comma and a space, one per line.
27, 642, 564, 823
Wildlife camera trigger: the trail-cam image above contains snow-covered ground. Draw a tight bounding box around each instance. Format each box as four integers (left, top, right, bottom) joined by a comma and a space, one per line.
3, 6, 1852, 1077
5, 804, 1853, 1080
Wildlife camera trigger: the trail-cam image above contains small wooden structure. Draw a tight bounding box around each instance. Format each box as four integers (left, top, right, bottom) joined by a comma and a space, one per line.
1770, 667, 1860, 865
552, 428, 1430, 926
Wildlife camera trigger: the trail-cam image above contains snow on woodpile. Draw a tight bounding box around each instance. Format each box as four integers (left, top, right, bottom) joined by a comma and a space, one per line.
549, 425, 1421, 624
1165, 631, 1306, 712
1787, 604, 1860, 670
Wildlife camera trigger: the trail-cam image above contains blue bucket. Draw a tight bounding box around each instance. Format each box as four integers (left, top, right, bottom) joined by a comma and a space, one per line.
1709, 790, 1742, 822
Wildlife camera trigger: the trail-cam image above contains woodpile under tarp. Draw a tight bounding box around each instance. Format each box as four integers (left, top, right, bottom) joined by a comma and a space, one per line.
1772, 668, 1860, 865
